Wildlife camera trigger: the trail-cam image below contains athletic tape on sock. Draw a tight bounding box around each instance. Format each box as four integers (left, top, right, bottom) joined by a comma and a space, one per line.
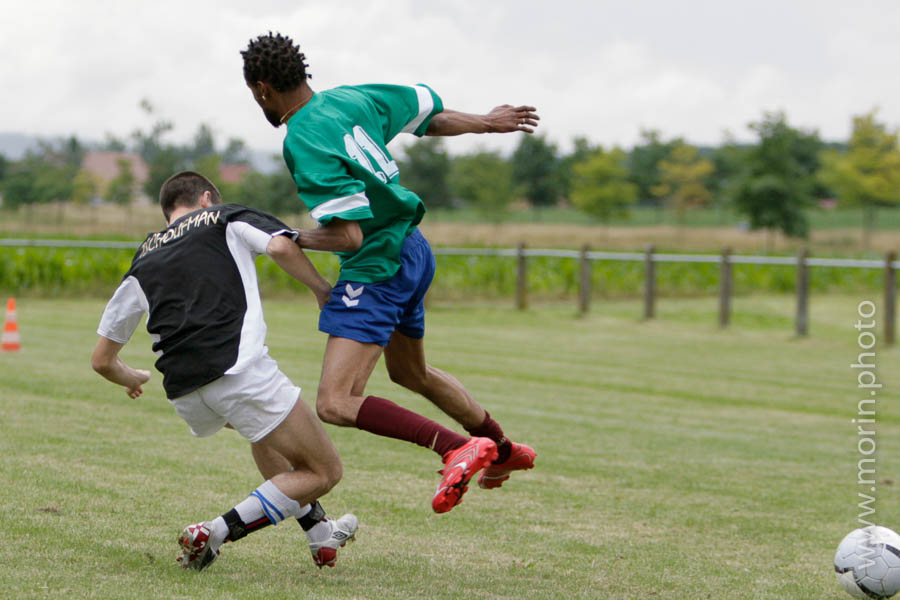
298, 500, 325, 531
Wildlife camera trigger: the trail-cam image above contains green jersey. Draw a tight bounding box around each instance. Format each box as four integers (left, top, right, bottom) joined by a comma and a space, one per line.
282, 84, 444, 283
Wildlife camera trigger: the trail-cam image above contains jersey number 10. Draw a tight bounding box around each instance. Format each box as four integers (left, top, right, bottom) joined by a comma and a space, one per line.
344, 125, 399, 183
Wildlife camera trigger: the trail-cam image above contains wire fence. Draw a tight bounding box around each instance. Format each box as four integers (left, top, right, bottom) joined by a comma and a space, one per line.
1, 239, 896, 344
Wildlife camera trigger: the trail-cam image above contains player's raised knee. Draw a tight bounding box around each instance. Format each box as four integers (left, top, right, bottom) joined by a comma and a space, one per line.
315, 396, 346, 426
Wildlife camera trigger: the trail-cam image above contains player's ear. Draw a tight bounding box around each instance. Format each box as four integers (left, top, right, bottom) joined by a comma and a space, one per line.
249, 81, 270, 102
198, 191, 212, 209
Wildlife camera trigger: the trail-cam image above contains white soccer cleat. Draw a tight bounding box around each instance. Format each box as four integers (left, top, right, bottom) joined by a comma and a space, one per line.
176, 522, 220, 572
309, 513, 358, 568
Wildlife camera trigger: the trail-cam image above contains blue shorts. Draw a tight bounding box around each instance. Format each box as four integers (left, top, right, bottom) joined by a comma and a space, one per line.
319, 229, 436, 347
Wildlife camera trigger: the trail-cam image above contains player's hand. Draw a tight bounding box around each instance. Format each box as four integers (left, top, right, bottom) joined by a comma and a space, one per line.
125, 369, 151, 399
315, 282, 333, 309
486, 105, 539, 134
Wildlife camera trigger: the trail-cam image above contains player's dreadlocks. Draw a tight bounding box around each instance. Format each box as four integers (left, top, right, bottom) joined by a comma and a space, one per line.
241, 32, 311, 92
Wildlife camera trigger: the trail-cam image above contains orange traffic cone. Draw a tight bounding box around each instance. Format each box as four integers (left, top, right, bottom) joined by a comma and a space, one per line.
2, 298, 21, 352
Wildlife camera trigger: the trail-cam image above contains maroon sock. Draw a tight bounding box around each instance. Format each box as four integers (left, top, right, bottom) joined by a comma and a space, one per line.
356, 396, 467, 458
465, 411, 511, 463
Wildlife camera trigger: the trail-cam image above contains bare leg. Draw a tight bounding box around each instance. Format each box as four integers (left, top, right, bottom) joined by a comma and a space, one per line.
315, 336, 384, 426
177, 396, 349, 570
317, 334, 469, 458
381, 333, 536, 489
384, 330, 485, 429
251, 395, 342, 505
251, 444, 293, 479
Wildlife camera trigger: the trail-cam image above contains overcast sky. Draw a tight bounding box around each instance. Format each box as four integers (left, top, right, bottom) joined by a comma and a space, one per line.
2, 0, 899, 158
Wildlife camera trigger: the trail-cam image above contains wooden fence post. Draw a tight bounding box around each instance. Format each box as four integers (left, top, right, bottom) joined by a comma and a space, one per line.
578, 244, 591, 316
644, 245, 655, 320
718, 247, 732, 328
885, 251, 897, 346
516, 242, 527, 311
795, 248, 809, 337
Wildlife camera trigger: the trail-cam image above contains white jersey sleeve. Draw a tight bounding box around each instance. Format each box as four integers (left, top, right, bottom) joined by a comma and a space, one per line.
227, 221, 297, 257
226, 206, 300, 256
97, 275, 149, 343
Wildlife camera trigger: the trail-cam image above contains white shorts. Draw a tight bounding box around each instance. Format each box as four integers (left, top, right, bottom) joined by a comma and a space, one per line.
169, 353, 300, 443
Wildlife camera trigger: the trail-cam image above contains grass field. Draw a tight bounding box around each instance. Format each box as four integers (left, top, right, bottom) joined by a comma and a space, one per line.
1, 295, 898, 599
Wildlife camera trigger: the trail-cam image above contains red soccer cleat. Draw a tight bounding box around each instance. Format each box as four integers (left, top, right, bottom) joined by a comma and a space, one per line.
478, 442, 537, 489
432, 437, 498, 513
176, 522, 220, 571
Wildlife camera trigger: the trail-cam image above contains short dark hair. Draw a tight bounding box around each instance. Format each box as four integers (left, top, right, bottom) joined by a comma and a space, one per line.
241, 32, 310, 92
159, 171, 221, 220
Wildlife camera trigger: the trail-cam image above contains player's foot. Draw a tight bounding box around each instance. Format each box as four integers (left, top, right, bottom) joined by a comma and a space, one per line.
176, 522, 220, 572
432, 437, 498, 513
309, 513, 358, 568
478, 442, 537, 489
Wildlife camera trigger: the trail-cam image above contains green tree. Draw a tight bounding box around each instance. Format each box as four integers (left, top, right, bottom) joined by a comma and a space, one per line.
397, 137, 452, 208
652, 142, 715, 223
259, 171, 299, 215
223, 138, 250, 164
627, 129, 680, 207
105, 158, 136, 206
569, 136, 596, 164
62, 135, 86, 168
103, 134, 127, 152
71, 169, 100, 205
511, 134, 564, 212
1, 156, 43, 210
570, 147, 638, 223
559, 136, 597, 200
1, 153, 74, 220
733, 112, 823, 243
41, 139, 83, 223
819, 109, 900, 243
451, 151, 515, 223
144, 147, 185, 200
235, 171, 298, 215
35, 136, 86, 170
130, 99, 188, 198
131, 99, 175, 163
706, 135, 751, 209
192, 154, 230, 197
190, 123, 217, 161
34, 158, 75, 205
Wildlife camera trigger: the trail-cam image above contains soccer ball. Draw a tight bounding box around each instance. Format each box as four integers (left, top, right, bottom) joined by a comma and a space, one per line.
835, 526, 900, 598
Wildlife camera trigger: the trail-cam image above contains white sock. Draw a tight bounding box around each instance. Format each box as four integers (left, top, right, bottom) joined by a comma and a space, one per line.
243, 480, 304, 525
209, 516, 229, 548
305, 519, 333, 544
208, 481, 312, 548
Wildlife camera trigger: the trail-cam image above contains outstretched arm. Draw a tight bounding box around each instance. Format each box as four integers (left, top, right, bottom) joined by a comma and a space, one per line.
267, 234, 335, 308
294, 218, 363, 253
426, 105, 540, 136
91, 337, 151, 399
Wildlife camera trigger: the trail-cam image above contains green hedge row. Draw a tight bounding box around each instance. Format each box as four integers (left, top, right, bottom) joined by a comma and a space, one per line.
0, 247, 886, 299
429, 255, 884, 299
